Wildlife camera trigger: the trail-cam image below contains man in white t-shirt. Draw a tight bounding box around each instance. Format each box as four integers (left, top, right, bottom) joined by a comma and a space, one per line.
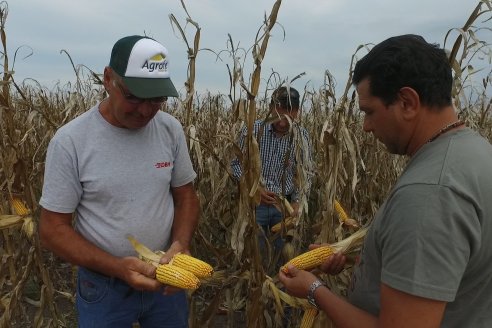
39, 35, 199, 328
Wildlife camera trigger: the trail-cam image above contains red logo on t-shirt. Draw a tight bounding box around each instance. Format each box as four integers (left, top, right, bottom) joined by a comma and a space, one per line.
155, 162, 172, 168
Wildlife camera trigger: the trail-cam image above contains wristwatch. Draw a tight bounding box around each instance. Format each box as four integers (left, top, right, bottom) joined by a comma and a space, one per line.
307, 279, 324, 309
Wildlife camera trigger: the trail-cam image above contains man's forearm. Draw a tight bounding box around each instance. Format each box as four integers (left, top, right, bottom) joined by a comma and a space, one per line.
170, 183, 200, 250
39, 209, 123, 278
171, 205, 199, 249
316, 286, 379, 328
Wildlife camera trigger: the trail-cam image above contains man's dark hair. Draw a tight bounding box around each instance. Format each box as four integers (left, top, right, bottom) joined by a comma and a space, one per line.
270, 86, 300, 111
352, 34, 453, 107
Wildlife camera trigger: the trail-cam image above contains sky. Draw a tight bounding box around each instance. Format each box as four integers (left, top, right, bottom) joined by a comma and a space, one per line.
6, 0, 491, 97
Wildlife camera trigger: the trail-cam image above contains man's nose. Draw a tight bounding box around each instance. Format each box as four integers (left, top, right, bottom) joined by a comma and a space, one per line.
137, 102, 157, 117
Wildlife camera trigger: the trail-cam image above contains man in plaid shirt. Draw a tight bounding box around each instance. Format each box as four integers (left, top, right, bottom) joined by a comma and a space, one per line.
231, 85, 313, 269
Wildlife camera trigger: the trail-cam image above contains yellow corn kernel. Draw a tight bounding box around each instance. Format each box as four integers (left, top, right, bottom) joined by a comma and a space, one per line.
300, 307, 318, 328
170, 253, 213, 278
281, 246, 334, 273
270, 216, 295, 233
334, 200, 349, 222
10, 196, 30, 216
155, 264, 200, 289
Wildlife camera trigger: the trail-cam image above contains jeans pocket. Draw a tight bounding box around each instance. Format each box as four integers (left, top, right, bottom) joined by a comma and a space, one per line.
77, 268, 110, 303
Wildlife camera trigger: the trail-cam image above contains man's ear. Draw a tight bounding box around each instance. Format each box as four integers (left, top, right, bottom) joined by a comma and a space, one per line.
103, 67, 112, 92
397, 87, 420, 120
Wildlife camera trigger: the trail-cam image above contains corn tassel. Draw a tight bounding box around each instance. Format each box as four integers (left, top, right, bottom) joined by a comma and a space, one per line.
10, 197, 30, 216
300, 307, 318, 328
155, 264, 200, 289
170, 253, 213, 278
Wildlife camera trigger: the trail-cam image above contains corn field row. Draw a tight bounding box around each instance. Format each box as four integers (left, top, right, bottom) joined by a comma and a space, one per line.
1, 0, 491, 327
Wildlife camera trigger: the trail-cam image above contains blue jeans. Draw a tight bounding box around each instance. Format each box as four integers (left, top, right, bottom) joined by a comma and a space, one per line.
76, 267, 189, 328
256, 204, 285, 270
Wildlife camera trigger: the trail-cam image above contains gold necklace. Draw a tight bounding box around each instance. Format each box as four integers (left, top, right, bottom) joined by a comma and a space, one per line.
427, 120, 465, 143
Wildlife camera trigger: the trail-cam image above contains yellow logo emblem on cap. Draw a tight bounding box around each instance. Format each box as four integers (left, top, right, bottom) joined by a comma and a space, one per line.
150, 53, 165, 61
142, 53, 168, 72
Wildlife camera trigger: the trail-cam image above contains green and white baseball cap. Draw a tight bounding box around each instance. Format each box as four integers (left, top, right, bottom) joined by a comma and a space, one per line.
109, 35, 179, 98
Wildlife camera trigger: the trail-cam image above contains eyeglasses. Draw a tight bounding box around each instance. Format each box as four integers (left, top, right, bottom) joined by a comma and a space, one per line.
115, 80, 168, 105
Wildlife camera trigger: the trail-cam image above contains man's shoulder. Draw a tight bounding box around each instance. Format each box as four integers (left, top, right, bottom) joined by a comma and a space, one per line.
54, 105, 98, 139
153, 111, 183, 128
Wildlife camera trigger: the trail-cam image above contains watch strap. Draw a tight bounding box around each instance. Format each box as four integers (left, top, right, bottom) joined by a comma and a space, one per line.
307, 279, 324, 309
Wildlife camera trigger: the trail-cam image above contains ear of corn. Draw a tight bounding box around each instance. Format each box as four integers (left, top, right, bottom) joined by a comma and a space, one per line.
170, 253, 213, 278
334, 200, 349, 222
127, 235, 214, 278
300, 307, 318, 328
281, 246, 334, 273
271, 216, 295, 233
10, 197, 30, 216
281, 228, 368, 273
155, 264, 200, 289
334, 200, 359, 228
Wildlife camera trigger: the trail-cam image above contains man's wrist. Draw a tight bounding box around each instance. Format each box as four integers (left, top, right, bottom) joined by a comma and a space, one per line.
307, 279, 324, 309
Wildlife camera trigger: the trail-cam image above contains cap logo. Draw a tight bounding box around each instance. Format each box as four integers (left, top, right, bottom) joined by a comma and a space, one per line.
142, 53, 168, 73
112, 36, 178, 97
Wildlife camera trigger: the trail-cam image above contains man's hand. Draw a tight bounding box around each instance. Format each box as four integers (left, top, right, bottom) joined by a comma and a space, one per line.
159, 240, 188, 265
278, 264, 318, 299
260, 189, 278, 205
117, 256, 161, 292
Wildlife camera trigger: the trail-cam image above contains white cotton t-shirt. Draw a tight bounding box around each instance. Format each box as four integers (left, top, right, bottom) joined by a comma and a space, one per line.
40, 104, 196, 257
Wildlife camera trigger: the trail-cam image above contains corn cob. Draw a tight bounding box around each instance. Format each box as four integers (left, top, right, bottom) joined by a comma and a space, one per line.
300, 307, 318, 328
281, 246, 334, 273
334, 200, 360, 228
10, 196, 30, 216
334, 200, 349, 222
281, 228, 368, 273
155, 264, 200, 289
271, 216, 295, 233
170, 253, 213, 278
127, 235, 214, 279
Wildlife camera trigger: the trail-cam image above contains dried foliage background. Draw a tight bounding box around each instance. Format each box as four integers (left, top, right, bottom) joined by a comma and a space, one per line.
1, 0, 491, 327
